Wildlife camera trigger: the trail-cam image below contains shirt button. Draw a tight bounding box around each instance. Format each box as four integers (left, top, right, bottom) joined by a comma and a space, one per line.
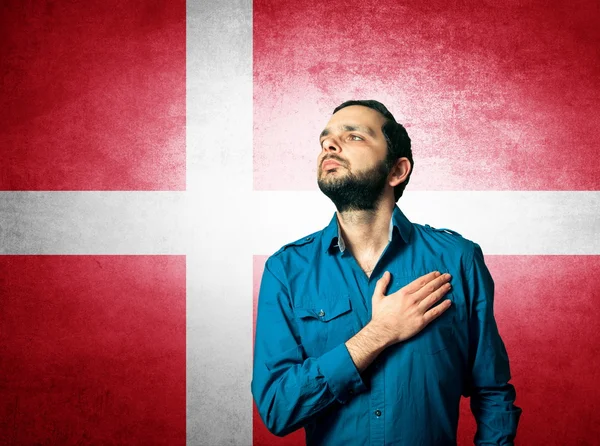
318, 309, 325, 317
374, 409, 382, 417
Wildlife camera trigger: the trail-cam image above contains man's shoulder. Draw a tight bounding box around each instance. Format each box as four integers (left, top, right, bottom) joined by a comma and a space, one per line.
416, 222, 476, 257
421, 223, 464, 238
270, 230, 322, 259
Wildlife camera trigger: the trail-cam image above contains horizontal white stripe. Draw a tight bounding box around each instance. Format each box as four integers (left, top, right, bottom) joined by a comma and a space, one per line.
2, 190, 598, 256
252, 191, 600, 256
0, 192, 191, 254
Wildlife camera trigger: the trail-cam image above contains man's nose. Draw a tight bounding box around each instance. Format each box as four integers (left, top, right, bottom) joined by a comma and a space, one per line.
322, 138, 341, 152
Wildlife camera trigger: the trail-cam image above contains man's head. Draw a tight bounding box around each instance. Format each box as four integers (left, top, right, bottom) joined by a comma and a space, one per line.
316, 100, 413, 212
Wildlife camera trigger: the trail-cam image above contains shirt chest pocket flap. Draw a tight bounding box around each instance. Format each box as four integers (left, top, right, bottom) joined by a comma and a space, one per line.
293, 297, 356, 352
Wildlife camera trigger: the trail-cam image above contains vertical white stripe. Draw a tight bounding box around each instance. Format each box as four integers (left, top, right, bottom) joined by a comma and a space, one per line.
186, 1, 253, 445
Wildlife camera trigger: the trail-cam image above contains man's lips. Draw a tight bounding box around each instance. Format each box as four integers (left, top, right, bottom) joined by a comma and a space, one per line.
322, 160, 343, 170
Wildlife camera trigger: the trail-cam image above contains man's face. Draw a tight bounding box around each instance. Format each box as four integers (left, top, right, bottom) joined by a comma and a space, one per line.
317, 105, 392, 212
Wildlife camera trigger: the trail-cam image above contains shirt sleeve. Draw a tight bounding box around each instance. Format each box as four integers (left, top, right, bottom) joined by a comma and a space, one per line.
465, 242, 523, 445
251, 257, 367, 437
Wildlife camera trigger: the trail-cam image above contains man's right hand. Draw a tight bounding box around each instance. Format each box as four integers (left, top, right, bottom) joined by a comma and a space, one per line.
345, 270, 452, 373
370, 270, 452, 347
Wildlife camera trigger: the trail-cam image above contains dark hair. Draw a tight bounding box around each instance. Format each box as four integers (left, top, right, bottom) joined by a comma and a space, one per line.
333, 100, 413, 201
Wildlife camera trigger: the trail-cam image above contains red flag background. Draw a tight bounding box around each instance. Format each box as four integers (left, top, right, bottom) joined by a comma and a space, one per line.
1, 0, 599, 444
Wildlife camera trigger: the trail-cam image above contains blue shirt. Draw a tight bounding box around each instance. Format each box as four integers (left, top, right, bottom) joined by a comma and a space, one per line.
251, 204, 522, 445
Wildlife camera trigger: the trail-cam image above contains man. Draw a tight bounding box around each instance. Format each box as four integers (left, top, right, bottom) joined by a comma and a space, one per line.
251, 100, 522, 445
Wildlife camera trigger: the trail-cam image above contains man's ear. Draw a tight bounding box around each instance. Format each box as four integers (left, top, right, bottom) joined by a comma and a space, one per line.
389, 157, 411, 187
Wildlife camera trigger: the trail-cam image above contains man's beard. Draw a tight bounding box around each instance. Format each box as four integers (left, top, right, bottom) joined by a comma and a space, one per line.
317, 158, 392, 213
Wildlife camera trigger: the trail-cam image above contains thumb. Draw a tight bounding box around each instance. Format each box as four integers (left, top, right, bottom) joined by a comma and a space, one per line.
373, 271, 391, 299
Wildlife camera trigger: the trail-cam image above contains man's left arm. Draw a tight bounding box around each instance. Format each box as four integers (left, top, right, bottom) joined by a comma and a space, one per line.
465, 242, 523, 445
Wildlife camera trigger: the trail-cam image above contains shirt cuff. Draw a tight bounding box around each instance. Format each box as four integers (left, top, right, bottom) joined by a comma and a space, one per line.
318, 342, 367, 404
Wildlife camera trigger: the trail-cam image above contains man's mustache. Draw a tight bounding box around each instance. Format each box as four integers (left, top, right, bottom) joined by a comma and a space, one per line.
321, 156, 346, 166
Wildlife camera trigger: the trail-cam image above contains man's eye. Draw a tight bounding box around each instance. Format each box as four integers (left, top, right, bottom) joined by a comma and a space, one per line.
349, 135, 363, 141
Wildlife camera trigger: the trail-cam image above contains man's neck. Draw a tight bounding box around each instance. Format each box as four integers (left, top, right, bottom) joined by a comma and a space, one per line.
336, 198, 394, 258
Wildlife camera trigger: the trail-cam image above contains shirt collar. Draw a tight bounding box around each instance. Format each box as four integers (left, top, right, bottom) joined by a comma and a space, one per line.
322, 204, 414, 254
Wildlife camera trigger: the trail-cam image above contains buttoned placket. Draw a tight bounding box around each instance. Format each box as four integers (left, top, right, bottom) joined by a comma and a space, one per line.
335, 218, 396, 445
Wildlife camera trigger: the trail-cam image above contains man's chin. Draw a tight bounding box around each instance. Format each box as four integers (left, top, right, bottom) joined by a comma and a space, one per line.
319, 168, 346, 180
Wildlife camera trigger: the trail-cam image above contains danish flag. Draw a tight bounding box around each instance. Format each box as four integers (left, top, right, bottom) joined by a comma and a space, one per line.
1, 0, 598, 445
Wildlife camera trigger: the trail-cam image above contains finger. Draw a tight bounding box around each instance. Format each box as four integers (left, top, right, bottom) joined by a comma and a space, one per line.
401, 271, 441, 295
411, 273, 452, 303
422, 298, 452, 325
418, 280, 451, 313
373, 271, 391, 299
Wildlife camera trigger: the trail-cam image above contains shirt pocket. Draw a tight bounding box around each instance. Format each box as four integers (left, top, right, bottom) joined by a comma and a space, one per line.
392, 274, 457, 356
293, 296, 357, 357
409, 317, 455, 355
